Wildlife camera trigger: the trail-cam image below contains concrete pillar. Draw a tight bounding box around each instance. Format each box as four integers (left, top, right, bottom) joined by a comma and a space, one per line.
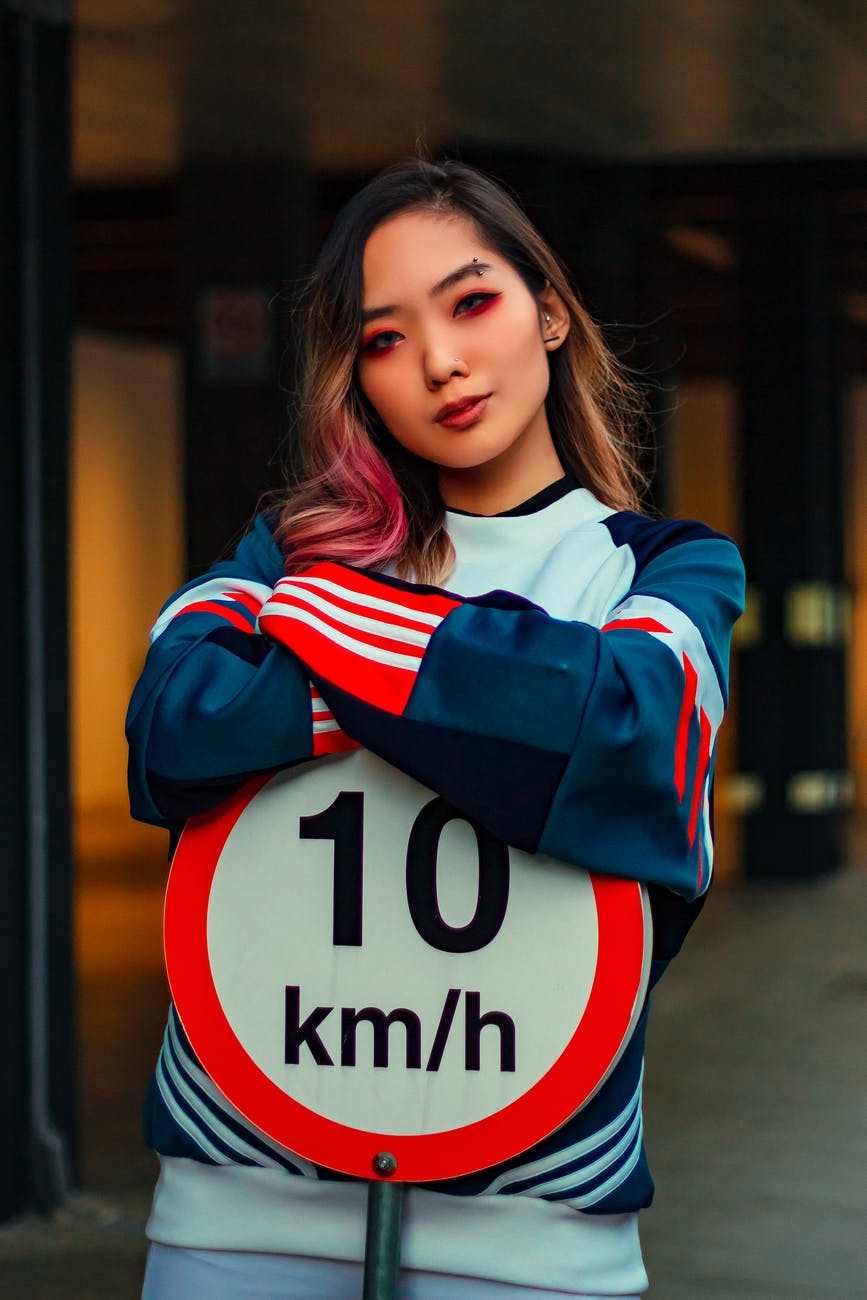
737, 185, 848, 879
0, 0, 74, 1217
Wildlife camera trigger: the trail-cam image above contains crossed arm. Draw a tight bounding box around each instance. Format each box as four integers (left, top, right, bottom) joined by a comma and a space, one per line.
127, 512, 744, 906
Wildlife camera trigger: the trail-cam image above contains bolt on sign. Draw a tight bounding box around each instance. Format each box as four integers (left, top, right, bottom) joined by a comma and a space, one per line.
165, 750, 651, 1183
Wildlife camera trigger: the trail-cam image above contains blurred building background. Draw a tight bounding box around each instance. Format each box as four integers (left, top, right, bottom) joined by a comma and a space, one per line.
1, 0, 866, 1292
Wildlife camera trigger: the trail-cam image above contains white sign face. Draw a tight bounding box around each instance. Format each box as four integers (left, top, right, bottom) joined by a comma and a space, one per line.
166, 750, 651, 1183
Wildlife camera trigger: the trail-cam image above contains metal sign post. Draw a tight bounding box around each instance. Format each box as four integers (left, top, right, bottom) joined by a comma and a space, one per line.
362, 1156, 404, 1300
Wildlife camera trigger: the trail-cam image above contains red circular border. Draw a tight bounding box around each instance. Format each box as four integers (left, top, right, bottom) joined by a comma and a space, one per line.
165, 773, 648, 1183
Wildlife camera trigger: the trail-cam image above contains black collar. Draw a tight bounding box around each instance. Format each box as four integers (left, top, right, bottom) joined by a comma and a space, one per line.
447, 474, 581, 519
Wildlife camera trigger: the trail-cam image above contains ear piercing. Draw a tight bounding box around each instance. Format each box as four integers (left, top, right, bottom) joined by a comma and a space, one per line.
543, 312, 560, 344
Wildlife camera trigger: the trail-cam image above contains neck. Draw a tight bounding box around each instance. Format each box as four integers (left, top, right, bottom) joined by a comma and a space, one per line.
438, 438, 565, 517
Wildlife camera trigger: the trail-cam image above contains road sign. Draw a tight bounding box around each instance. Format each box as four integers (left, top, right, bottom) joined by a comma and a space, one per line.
165, 749, 651, 1183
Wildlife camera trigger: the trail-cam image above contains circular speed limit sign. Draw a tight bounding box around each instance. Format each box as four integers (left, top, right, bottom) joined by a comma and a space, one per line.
165, 749, 651, 1184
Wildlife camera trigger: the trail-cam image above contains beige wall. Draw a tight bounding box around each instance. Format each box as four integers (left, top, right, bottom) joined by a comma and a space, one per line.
71, 332, 183, 821
666, 381, 742, 880
666, 383, 742, 544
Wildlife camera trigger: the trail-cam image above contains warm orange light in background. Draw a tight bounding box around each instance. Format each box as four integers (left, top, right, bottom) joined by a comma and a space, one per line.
71, 332, 183, 975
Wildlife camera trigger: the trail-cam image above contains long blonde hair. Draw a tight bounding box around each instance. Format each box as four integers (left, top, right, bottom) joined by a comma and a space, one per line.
274, 158, 648, 583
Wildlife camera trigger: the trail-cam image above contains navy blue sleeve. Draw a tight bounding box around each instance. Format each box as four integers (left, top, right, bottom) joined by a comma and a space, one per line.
258, 532, 744, 900
125, 516, 318, 828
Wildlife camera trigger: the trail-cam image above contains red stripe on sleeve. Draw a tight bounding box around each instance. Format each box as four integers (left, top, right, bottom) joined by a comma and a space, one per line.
309, 686, 331, 717
309, 682, 359, 753
687, 707, 713, 849
298, 562, 461, 621
264, 592, 427, 660
268, 617, 418, 715
674, 654, 699, 801
285, 579, 451, 636
313, 730, 359, 756
222, 588, 264, 617
174, 600, 255, 634
601, 616, 672, 634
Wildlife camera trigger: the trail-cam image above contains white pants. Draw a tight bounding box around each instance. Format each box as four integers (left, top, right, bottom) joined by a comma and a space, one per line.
142, 1244, 643, 1299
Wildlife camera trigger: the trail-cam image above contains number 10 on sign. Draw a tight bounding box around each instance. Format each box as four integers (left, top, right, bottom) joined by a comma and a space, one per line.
300, 789, 511, 953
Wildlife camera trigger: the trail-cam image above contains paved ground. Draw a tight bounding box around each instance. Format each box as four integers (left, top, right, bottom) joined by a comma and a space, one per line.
1, 839, 865, 1299
641, 866, 867, 1299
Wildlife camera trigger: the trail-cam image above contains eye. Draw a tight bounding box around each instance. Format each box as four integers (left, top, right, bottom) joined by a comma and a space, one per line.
454, 291, 502, 318
359, 329, 403, 358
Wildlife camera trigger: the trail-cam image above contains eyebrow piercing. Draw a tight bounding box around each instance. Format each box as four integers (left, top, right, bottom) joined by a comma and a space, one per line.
472, 256, 484, 276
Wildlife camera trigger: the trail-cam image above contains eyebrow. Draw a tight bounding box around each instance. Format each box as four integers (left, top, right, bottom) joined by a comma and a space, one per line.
360, 261, 495, 326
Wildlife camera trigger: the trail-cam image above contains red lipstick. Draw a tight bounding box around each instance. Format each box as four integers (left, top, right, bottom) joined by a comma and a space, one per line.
435, 394, 490, 429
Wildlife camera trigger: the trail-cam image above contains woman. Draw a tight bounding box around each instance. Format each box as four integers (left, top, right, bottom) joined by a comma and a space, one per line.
128, 158, 744, 1298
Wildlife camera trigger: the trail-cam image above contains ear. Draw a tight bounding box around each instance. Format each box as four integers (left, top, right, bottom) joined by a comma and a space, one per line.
537, 282, 570, 352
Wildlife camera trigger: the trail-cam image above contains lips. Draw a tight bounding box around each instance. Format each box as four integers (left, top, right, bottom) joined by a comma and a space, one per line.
435, 394, 490, 429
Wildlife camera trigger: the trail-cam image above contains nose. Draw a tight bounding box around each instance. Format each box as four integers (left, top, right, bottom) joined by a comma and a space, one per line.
424, 344, 470, 390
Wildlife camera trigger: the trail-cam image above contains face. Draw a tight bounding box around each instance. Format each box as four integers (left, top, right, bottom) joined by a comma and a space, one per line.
355, 210, 569, 512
